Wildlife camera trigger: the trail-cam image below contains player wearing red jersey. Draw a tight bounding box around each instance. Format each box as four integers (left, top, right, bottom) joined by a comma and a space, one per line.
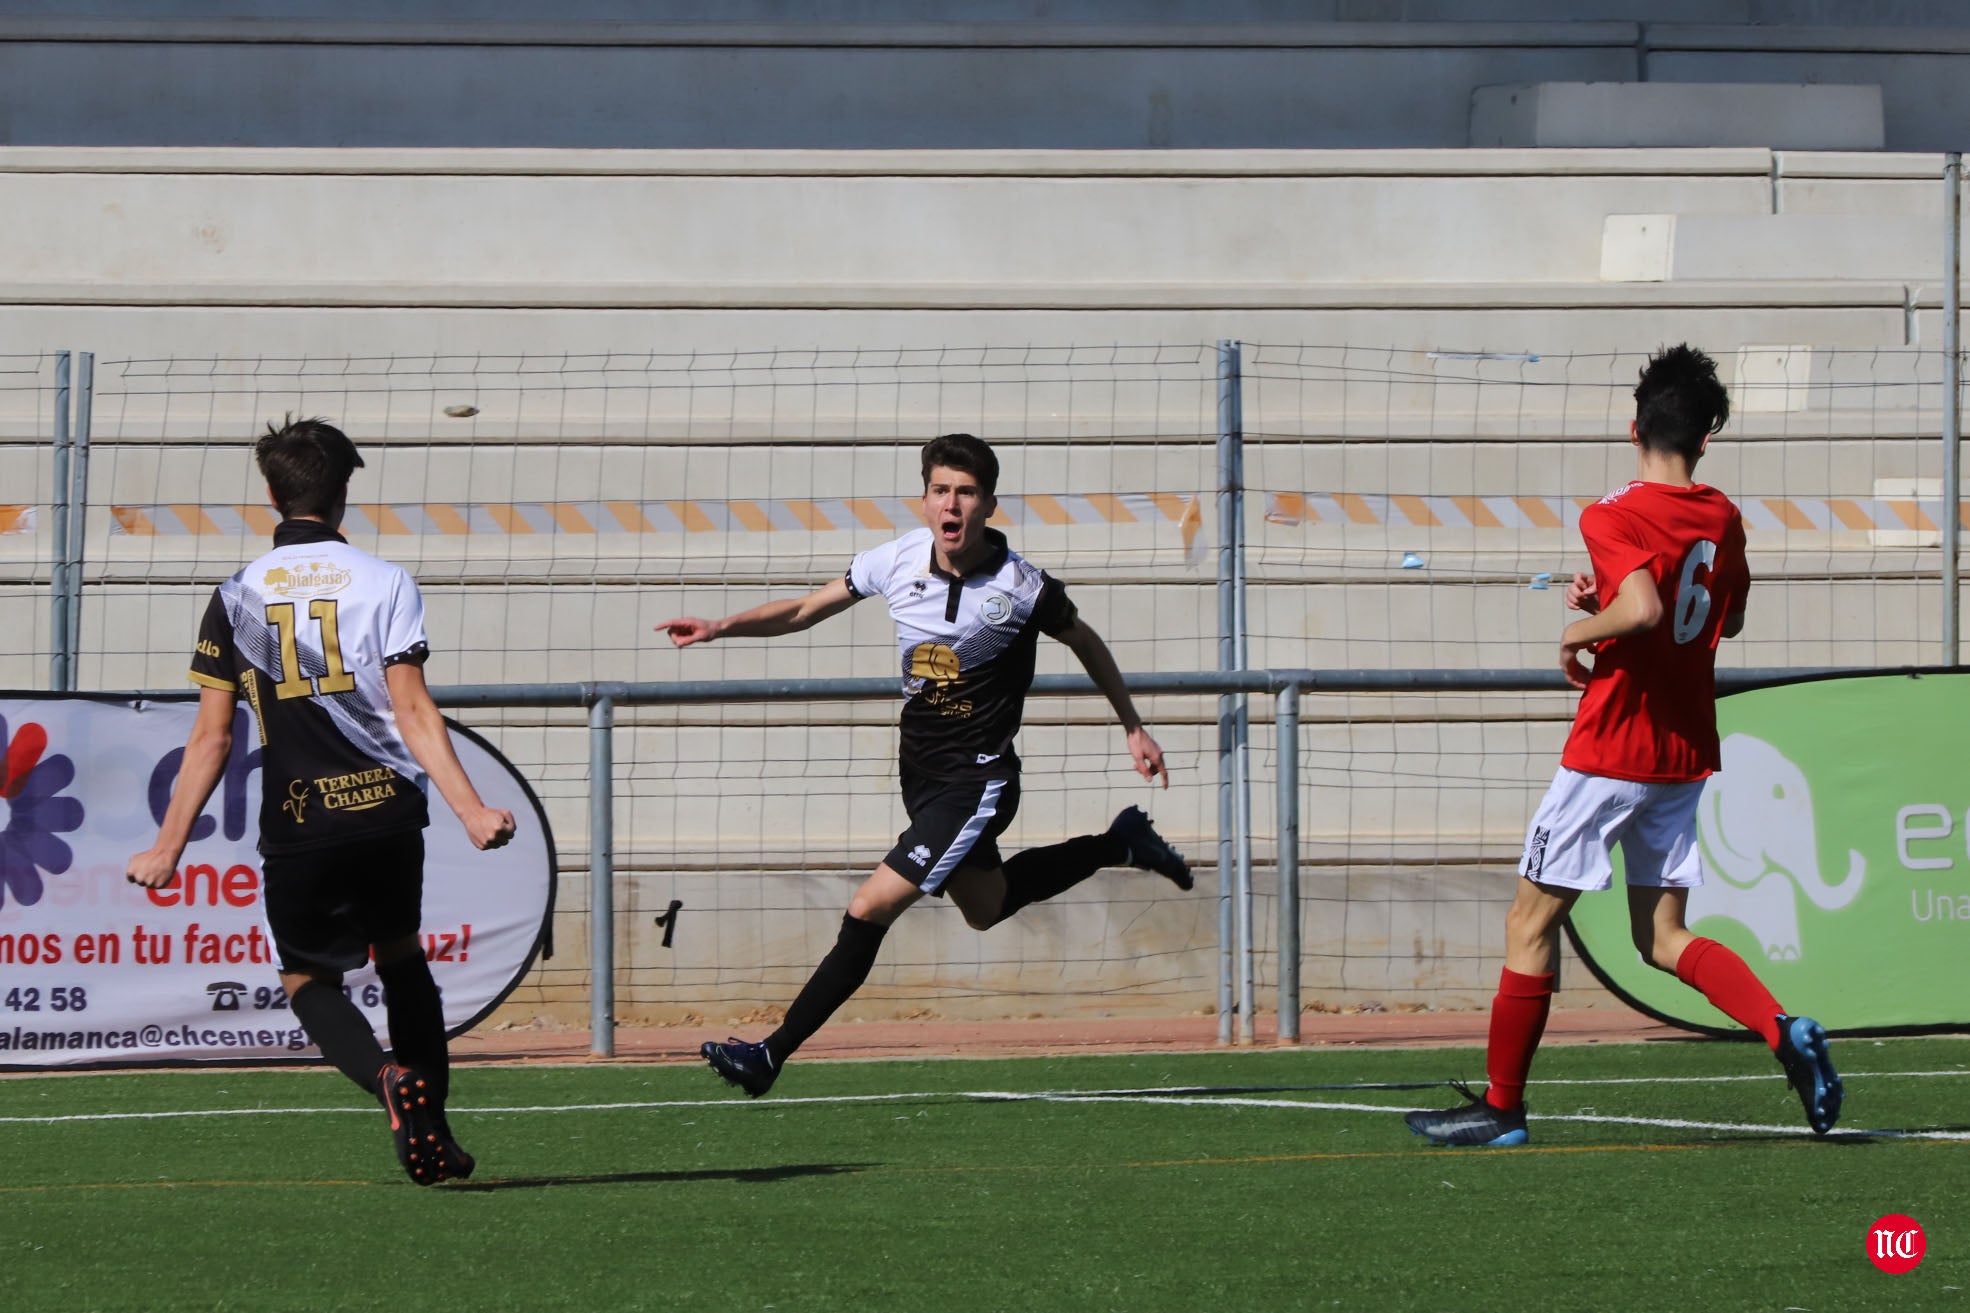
1405, 345, 1842, 1147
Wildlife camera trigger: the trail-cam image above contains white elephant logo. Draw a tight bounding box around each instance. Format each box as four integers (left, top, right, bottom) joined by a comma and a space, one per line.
1690, 733, 1865, 961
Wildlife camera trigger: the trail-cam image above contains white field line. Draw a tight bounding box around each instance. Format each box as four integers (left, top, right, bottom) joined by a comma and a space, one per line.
0, 1070, 1967, 1140
0, 1090, 936, 1125
996, 1091, 1970, 1141
1518, 1071, 1970, 1086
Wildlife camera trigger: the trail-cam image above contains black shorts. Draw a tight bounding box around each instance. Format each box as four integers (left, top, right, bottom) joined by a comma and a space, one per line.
262, 830, 425, 975
882, 770, 1021, 894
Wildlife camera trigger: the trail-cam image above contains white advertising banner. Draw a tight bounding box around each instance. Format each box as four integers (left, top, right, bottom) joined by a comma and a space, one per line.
0, 696, 554, 1068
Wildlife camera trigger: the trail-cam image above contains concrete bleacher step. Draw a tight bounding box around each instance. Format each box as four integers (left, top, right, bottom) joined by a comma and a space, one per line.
4, 145, 1942, 313
1603, 212, 1939, 282
1471, 81, 1885, 150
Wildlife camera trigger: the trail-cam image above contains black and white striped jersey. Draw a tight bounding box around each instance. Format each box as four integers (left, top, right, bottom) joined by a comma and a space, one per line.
846, 527, 1078, 780
189, 519, 431, 854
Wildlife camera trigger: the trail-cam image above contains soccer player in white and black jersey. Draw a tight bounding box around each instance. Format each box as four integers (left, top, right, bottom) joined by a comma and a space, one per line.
659, 433, 1191, 1097
127, 418, 516, 1184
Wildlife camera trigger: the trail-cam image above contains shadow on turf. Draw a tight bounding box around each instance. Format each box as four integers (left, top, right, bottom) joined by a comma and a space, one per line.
1615, 1126, 1970, 1146
445, 1162, 874, 1192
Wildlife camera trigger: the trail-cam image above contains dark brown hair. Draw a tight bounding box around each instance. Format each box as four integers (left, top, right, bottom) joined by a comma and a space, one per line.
255, 416, 364, 519
919, 432, 998, 496
1634, 344, 1730, 461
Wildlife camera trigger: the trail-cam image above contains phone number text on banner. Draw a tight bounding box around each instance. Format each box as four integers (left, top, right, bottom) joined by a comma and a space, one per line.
0, 696, 554, 1068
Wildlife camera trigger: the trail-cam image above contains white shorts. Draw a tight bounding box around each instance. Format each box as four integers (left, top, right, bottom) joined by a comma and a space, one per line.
1518, 767, 1706, 893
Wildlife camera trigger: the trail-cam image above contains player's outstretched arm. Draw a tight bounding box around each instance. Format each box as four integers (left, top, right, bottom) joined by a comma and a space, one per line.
1054, 617, 1168, 788
1558, 567, 1663, 689
127, 686, 236, 887
386, 660, 516, 851
656, 577, 859, 648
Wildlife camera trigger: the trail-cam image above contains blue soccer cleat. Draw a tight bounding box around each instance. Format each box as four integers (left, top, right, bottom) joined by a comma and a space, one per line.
1404, 1082, 1530, 1148
1774, 1014, 1843, 1135
702, 1036, 779, 1097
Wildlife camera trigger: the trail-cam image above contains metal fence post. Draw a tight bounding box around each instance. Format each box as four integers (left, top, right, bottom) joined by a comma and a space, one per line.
48, 351, 71, 691
1214, 340, 1240, 1044
1274, 682, 1301, 1043
1229, 344, 1255, 1045
1945, 152, 1962, 666
588, 687, 619, 1058
64, 353, 94, 688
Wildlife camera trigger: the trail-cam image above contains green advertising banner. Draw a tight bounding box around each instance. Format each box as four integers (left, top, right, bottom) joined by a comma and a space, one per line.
1567, 672, 1970, 1033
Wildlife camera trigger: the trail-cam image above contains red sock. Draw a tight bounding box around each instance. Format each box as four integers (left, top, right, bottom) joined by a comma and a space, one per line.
1675, 937, 1783, 1049
1483, 967, 1554, 1112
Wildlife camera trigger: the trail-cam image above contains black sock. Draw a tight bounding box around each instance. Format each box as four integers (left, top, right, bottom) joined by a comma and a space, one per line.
996, 832, 1129, 923
378, 953, 449, 1106
290, 980, 389, 1097
764, 913, 888, 1065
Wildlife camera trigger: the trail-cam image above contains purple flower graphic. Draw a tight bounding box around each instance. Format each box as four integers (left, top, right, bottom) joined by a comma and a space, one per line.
0, 715, 84, 909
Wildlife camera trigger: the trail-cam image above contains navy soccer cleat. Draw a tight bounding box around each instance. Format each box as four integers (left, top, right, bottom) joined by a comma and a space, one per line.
1404, 1083, 1530, 1148
1110, 805, 1192, 891
380, 1063, 454, 1185
702, 1037, 779, 1097
1774, 1014, 1843, 1135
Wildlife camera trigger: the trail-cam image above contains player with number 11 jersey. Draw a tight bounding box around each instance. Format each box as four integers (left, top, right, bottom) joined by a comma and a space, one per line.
129, 417, 517, 1187
188, 523, 433, 852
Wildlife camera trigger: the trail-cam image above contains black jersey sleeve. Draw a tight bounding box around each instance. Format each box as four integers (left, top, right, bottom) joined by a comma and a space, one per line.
1033, 572, 1079, 637
188, 587, 238, 691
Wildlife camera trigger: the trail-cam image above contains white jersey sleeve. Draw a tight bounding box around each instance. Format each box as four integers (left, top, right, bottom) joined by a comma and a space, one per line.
846, 531, 921, 601
381, 566, 431, 666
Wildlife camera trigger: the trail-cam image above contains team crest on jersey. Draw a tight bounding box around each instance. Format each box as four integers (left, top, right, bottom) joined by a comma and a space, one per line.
908, 643, 961, 685
980, 593, 1013, 625
262, 560, 353, 600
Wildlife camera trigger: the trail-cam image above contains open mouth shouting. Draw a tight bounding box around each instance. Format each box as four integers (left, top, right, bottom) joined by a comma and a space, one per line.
922, 462, 994, 570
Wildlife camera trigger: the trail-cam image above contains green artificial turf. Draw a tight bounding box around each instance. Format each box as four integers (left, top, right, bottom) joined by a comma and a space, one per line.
0, 1039, 1964, 1311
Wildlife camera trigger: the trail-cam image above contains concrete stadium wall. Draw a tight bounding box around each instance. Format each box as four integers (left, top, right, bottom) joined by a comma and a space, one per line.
6, 7, 1970, 151
0, 145, 1953, 1026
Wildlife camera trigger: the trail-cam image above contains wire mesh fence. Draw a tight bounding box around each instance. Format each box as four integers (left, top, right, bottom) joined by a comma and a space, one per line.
590, 688, 1221, 1026
6, 340, 1963, 1028
0, 353, 63, 687
66, 346, 1227, 1025
1242, 342, 1952, 672
1236, 343, 1958, 1019
78, 346, 1219, 688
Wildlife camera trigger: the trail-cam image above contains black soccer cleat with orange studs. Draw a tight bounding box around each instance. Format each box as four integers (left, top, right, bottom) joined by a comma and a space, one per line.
380, 1063, 472, 1184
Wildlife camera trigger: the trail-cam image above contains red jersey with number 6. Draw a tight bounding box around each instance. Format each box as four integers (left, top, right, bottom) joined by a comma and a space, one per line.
1560, 480, 1750, 783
